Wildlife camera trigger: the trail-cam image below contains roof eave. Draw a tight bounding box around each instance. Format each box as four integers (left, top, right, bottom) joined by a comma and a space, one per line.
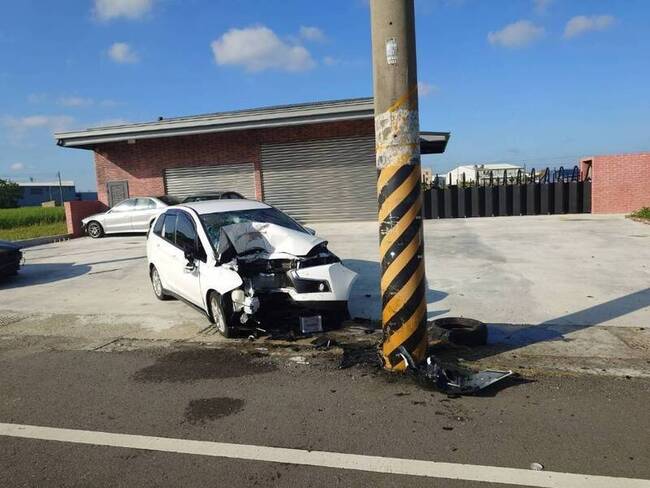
55, 111, 373, 149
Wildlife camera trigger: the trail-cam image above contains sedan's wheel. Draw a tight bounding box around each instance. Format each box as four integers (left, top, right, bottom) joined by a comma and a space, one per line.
209, 291, 233, 338
150, 266, 171, 301
87, 221, 104, 238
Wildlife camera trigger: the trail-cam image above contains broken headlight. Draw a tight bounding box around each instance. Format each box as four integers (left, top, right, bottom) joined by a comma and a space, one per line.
298, 243, 340, 269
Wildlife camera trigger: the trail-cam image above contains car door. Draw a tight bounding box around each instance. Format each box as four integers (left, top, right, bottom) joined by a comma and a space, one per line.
169, 212, 204, 307
104, 199, 137, 233
153, 211, 203, 306
130, 198, 159, 232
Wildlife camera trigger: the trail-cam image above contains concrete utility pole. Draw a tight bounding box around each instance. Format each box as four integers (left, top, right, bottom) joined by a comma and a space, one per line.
370, 0, 427, 371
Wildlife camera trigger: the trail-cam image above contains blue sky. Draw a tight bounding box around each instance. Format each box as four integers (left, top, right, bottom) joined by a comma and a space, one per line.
1, 0, 649, 191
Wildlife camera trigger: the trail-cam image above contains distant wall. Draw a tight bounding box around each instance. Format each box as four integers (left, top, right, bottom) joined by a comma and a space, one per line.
580, 153, 650, 214
64, 200, 108, 237
18, 186, 77, 207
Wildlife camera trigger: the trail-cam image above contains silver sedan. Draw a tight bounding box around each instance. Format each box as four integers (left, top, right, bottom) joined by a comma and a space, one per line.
82, 197, 172, 238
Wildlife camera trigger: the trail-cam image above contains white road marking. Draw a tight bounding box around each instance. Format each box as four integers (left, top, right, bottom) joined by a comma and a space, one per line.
1, 423, 648, 488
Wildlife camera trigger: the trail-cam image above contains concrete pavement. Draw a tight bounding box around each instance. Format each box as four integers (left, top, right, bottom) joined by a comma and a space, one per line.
3, 213, 648, 376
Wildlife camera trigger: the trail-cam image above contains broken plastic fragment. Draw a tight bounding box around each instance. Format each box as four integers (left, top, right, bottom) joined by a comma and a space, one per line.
397, 346, 514, 395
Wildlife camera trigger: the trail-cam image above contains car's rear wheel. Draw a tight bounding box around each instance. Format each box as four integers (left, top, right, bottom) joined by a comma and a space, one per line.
87, 221, 104, 239
208, 291, 234, 338
150, 266, 171, 301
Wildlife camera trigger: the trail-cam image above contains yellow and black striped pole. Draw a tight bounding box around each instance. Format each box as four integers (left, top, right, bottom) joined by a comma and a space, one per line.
371, 0, 427, 371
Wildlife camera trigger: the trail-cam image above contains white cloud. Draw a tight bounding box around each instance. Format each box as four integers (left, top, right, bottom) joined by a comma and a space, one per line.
108, 42, 139, 63
488, 20, 545, 48
58, 96, 94, 107
94, 0, 153, 21
533, 0, 553, 14
299, 26, 326, 42
9, 162, 25, 171
418, 81, 438, 97
2, 115, 74, 136
564, 15, 615, 39
211, 26, 315, 72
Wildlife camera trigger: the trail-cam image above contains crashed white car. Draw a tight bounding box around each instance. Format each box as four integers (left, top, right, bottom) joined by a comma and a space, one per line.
146, 199, 358, 337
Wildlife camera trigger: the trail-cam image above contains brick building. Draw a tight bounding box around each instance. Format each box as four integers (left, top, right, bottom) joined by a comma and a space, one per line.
580, 153, 650, 214
55, 98, 449, 222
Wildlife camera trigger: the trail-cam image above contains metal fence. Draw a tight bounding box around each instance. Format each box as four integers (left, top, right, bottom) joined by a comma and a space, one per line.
423, 166, 591, 219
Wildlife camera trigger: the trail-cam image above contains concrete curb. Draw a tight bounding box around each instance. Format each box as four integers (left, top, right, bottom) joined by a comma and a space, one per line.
14, 234, 73, 249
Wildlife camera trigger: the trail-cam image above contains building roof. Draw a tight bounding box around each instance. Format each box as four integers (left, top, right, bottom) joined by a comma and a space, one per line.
17, 181, 75, 187
448, 163, 522, 173
54, 97, 450, 154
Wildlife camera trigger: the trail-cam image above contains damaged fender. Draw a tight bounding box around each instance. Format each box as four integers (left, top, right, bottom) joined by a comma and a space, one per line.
200, 265, 243, 297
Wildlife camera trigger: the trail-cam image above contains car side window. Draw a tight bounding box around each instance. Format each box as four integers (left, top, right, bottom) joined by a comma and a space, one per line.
163, 214, 177, 243
112, 199, 136, 212
153, 214, 165, 236
175, 213, 197, 251
135, 198, 156, 210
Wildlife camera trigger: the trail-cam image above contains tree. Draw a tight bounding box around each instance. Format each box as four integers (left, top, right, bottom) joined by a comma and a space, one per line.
0, 178, 22, 208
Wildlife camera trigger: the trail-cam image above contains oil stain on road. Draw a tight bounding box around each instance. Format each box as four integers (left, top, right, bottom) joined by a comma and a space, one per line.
184, 397, 245, 424
132, 347, 276, 383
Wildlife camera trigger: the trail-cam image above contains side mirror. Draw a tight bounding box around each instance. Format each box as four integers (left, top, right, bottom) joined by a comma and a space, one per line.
184, 246, 197, 269
305, 227, 316, 235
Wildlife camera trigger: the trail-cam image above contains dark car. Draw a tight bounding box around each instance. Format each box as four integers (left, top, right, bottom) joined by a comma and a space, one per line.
0, 240, 22, 278
181, 191, 245, 203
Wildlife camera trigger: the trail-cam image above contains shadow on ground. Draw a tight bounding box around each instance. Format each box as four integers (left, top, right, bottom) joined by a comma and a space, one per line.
465, 287, 650, 361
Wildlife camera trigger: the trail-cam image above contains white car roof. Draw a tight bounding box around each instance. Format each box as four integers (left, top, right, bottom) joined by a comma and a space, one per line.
175, 199, 271, 215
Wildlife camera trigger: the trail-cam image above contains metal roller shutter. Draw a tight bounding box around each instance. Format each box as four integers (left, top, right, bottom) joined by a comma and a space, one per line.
261, 135, 377, 222
164, 164, 256, 200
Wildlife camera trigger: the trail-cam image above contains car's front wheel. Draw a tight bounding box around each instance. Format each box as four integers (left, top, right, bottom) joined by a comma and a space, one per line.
150, 266, 171, 301
208, 291, 234, 338
87, 221, 104, 239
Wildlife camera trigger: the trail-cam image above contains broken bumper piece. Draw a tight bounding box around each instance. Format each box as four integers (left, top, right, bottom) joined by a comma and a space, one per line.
398, 346, 514, 395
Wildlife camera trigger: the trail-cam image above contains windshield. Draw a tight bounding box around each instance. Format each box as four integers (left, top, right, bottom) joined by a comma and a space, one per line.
199, 208, 306, 249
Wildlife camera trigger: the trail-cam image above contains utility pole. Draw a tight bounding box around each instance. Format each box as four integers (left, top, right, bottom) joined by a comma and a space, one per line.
371, 0, 428, 371
57, 171, 64, 206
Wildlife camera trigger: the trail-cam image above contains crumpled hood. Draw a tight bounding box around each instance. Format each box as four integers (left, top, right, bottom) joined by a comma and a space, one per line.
216, 222, 326, 258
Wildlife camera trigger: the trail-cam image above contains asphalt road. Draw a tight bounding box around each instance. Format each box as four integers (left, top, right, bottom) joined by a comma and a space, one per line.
1, 334, 648, 487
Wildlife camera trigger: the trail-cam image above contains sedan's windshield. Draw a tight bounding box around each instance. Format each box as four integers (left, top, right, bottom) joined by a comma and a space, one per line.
199, 208, 306, 249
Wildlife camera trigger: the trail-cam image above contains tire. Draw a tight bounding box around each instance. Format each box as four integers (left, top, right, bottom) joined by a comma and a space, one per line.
150, 266, 171, 301
208, 291, 234, 338
428, 317, 488, 347
87, 221, 104, 239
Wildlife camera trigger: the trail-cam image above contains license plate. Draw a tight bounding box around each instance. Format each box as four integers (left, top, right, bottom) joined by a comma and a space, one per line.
299, 315, 323, 334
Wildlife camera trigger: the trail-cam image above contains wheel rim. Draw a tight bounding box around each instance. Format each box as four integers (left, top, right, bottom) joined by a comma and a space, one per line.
88, 223, 100, 237
211, 295, 226, 333
151, 269, 163, 296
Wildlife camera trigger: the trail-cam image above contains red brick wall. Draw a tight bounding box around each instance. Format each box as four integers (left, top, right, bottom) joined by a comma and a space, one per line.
580, 153, 650, 214
64, 200, 108, 237
93, 119, 374, 205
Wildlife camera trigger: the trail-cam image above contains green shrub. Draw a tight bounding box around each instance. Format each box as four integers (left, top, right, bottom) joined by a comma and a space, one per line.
0, 206, 66, 229
630, 207, 650, 220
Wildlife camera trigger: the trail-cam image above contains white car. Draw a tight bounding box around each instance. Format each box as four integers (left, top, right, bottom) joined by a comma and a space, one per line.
146, 199, 358, 337
82, 197, 176, 238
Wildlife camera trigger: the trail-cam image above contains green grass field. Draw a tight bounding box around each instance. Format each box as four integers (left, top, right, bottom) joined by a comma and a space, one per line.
0, 207, 68, 241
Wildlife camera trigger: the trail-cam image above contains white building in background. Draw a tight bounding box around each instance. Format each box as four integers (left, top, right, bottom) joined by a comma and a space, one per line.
446, 163, 524, 185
